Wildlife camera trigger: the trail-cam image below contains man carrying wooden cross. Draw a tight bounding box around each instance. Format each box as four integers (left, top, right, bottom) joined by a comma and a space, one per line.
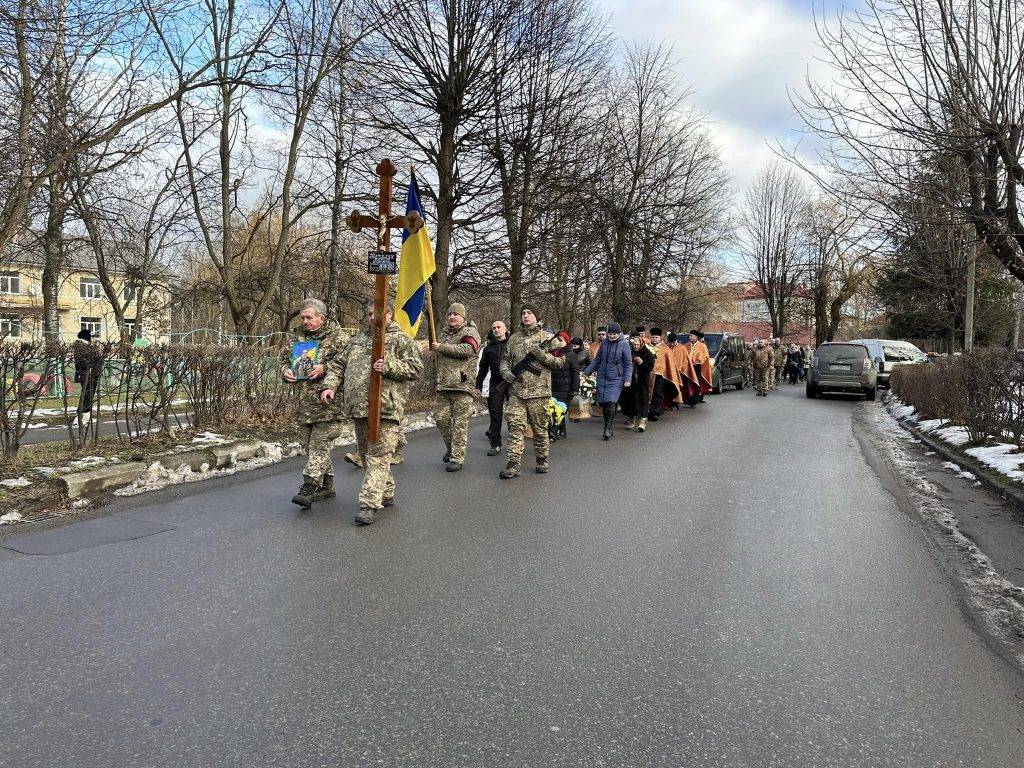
320, 300, 422, 525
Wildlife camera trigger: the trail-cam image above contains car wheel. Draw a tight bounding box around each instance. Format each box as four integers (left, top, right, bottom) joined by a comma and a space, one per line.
712, 371, 722, 395
735, 378, 744, 390
864, 387, 876, 402
806, 384, 818, 399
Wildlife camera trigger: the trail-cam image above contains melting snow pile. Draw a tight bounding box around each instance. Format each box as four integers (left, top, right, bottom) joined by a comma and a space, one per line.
0, 476, 31, 489
888, 398, 1024, 484
114, 441, 299, 497
0, 511, 23, 525
941, 461, 977, 481
965, 445, 1024, 482
191, 432, 230, 446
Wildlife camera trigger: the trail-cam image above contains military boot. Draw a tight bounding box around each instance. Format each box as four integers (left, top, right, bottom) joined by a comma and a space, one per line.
499, 463, 521, 479
355, 507, 375, 525
291, 476, 319, 508
312, 475, 335, 501
446, 461, 463, 472
487, 444, 501, 456
344, 452, 363, 468
535, 460, 549, 474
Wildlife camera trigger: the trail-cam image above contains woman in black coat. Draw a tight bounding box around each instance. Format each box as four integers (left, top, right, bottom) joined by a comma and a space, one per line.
785, 344, 803, 385
620, 332, 655, 432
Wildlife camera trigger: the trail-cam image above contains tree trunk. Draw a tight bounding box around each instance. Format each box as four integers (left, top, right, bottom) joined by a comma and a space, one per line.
432, 119, 457, 320
964, 248, 976, 352
41, 179, 66, 340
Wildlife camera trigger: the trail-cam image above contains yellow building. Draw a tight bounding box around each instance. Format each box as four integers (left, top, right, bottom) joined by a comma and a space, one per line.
0, 250, 171, 343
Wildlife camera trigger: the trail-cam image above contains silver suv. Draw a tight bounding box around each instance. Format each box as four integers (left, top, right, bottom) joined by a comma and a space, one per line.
806, 342, 877, 401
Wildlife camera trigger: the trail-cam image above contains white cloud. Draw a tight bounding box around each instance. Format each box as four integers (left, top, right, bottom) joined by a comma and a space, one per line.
599, 0, 833, 193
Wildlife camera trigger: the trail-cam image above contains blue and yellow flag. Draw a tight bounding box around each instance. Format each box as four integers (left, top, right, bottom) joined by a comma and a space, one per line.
395, 172, 436, 337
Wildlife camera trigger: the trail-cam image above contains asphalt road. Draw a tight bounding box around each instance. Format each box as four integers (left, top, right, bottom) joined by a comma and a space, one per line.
19, 413, 191, 446
2, 385, 1023, 767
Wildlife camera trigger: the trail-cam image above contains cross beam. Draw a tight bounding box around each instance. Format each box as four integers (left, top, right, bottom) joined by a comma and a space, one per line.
345, 159, 421, 444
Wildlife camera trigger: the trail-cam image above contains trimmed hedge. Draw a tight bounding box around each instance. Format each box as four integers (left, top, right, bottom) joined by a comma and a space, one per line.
890, 348, 1024, 446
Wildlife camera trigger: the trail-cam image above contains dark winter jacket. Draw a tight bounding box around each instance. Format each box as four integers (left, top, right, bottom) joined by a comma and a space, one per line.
550, 348, 580, 402
73, 340, 102, 386
585, 335, 633, 403
476, 336, 507, 391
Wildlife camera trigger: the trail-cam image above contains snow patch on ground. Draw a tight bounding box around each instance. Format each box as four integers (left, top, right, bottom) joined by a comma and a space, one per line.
191, 432, 229, 446
0, 511, 23, 525
68, 456, 108, 470
941, 461, 977, 481
964, 444, 1024, 481
890, 402, 919, 422
0, 476, 31, 489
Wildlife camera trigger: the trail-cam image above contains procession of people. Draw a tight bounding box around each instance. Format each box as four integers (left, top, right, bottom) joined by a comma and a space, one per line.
281, 295, 800, 525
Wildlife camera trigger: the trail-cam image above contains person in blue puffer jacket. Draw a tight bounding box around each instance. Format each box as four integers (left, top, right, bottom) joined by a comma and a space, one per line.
584, 322, 633, 440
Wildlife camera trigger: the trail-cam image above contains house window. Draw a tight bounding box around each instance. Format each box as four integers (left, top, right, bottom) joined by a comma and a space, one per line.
123, 284, 139, 303
80, 278, 103, 299
0, 314, 21, 337
0, 272, 19, 295
124, 318, 138, 338
80, 317, 102, 338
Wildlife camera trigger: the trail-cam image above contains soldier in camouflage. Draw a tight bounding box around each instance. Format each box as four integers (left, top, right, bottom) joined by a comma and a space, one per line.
743, 341, 755, 389
280, 298, 349, 508
320, 301, 423, 525
771, 338, 785, 391
498, 302, 566, 479
751, 339, 774, 397
432, 302, 481, 472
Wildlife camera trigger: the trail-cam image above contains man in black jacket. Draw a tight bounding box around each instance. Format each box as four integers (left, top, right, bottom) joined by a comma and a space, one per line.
475, 320, 509, 456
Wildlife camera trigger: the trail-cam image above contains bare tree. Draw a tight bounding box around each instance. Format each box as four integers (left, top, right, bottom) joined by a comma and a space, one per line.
798, 0, 1024, 284
485, 0, 607, 320
803, 195, 877, 345
168, 0, 354, 336
367, 0, 519, 317
740, 163, 808, 338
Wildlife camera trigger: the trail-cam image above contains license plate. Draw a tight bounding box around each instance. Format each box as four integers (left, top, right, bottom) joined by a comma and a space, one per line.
830, 364, 851, 371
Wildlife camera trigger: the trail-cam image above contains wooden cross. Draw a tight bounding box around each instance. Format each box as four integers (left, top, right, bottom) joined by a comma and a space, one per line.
346, 158, 423, 444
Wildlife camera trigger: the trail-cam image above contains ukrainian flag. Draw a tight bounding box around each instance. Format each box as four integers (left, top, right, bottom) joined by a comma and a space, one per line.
395, 171, 436, 337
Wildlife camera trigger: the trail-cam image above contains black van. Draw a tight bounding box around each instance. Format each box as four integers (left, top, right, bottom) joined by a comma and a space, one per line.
704, 333, 747, 393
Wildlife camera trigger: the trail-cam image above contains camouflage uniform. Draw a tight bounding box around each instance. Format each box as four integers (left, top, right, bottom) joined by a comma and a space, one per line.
433, 320, 482, 465
752, 345, 774, 396
499, 323, 565, 473
324, 321, 423, 515
280, 318, 349, 484
771, 344, 785, 390
743, 346, 755, 388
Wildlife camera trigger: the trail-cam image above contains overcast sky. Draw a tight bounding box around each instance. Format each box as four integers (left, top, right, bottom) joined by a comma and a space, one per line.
596, 0, 859, 196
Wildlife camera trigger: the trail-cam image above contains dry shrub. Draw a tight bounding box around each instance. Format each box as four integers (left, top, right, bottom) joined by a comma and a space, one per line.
890, 349, 1022, 446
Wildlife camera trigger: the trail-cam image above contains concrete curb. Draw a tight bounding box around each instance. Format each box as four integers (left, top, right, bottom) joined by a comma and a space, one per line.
54, 406, 486, 503
883, 396, 1024, 513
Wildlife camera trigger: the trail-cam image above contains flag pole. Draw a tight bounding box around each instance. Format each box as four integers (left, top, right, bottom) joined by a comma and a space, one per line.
424, 280, 438, 346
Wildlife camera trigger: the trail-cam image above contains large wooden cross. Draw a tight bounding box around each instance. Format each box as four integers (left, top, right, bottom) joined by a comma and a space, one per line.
346, 159, 423, 443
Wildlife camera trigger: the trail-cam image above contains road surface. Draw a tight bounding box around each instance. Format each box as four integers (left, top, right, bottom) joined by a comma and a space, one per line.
2, 385, 1023, 767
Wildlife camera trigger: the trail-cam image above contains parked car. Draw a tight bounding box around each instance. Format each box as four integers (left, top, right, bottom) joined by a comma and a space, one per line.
847, 338, 929, 388
806, 342, 877, 400
703, 333, 747, 393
